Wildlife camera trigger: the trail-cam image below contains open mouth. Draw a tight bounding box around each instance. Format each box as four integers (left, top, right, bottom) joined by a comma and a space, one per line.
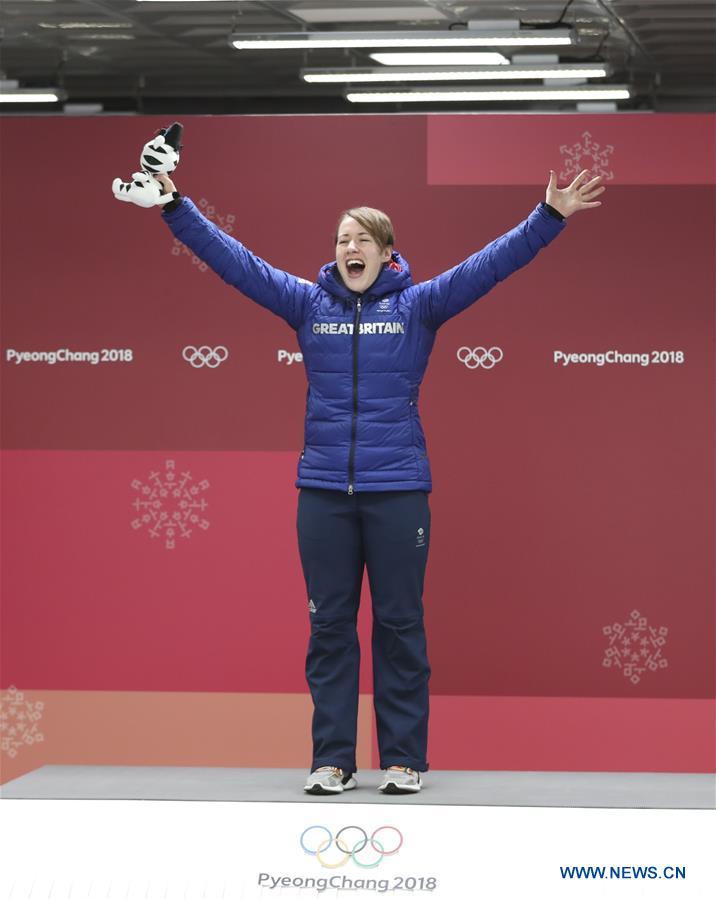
346, 259, 366, 279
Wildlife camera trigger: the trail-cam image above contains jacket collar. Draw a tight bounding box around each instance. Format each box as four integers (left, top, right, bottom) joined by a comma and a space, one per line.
317, 250, 413, 302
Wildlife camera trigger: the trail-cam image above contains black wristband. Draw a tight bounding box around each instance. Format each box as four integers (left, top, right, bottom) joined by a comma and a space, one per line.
162, 191, 182, 214
541, 201, 565, 222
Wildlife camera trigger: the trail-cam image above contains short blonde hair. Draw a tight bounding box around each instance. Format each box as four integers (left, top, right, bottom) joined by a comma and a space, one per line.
334, 206, 394, 250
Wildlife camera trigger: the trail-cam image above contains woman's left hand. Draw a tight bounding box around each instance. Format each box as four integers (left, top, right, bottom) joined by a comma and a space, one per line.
546, 169, 606, 218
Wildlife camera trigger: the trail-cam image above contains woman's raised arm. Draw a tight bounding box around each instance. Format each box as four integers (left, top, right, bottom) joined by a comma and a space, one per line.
415, 169, 605, 331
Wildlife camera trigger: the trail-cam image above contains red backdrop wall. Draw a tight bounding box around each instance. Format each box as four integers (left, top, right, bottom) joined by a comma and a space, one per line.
1, 113, 713, 774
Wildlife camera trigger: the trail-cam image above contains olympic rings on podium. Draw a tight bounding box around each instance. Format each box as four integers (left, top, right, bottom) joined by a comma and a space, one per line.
300, 824, 403, 869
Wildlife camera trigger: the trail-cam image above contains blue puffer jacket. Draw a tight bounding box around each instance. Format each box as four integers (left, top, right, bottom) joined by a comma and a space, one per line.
162, 198, 566, 493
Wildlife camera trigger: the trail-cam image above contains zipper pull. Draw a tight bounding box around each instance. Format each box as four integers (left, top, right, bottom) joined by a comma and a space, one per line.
348, 484, 353, 495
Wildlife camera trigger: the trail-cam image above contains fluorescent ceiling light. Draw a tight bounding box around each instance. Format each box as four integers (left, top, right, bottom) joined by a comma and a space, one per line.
65, 34, 135, 40
39, 22, 132, 29
0, 90, 66, 103
345, 86, 631, 103
289, 6, 448, 24
371, 52, 509, 65
230, 30, 574, 50
303, 65, 609, 84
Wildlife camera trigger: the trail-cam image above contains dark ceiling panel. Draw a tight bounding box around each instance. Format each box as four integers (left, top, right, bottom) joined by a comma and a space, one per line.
0, 0, 713, 113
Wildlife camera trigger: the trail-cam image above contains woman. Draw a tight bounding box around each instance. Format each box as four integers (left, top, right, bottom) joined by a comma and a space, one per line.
154, 168, 604, 795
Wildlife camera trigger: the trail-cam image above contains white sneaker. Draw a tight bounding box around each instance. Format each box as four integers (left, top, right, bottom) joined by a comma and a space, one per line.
304, 766, 357, 795
378, 766, 422, 793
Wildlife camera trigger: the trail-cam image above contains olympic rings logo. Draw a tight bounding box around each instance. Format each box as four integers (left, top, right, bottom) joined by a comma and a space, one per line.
182, 345, 229, 368
456, 346, 504, 370
300, 825, 403, 869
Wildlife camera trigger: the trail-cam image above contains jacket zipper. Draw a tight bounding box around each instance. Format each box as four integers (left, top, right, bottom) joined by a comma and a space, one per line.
347, 296, 363, 494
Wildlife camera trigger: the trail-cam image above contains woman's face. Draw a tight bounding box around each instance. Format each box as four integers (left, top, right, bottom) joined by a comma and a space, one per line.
335, 216, 392, 294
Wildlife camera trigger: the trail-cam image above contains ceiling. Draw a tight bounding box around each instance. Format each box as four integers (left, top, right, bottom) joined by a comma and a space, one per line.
1, 0, 714, 114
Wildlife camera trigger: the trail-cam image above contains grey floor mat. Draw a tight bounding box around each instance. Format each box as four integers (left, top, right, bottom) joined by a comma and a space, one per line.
2, 765, 714, 809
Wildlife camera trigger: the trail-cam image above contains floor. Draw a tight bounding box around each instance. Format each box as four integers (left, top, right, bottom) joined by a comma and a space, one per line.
3, 765, 714, 808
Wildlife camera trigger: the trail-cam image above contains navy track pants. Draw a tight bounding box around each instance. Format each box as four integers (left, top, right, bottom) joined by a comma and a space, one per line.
297, 487, 432, 776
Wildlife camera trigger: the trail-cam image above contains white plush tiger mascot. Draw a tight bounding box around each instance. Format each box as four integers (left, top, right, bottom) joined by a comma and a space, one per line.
112, 122, 183, 208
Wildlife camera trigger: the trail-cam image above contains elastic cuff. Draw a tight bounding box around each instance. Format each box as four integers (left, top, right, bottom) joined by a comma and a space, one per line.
541, 200, 565, 222
161, 192, 182, 214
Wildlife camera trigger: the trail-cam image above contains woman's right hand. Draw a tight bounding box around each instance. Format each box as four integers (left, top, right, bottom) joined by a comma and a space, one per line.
154, 173, 177, 195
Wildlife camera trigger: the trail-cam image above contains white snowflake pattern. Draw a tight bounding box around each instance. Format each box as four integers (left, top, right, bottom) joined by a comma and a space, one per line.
0, 685, 45, 758
559, 130, 615, 182
171, 197, 236, 273
602, 609, 668, 685
130, 459, 210, 550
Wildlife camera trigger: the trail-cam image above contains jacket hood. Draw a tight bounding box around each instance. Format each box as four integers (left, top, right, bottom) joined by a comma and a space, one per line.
317, 250, 413, 302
